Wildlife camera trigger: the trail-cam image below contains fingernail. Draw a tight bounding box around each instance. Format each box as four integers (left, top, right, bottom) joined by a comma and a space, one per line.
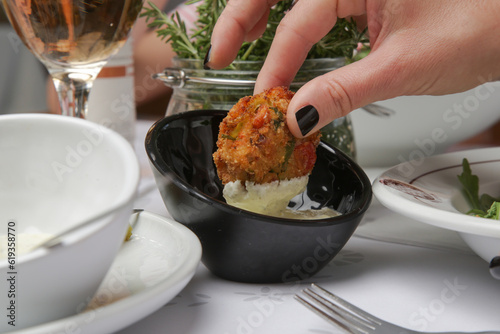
295, 105, 319, 136
203, 45, 212, 70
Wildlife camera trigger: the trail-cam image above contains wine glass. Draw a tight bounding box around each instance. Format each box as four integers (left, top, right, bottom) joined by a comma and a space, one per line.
1, 0, 143, 118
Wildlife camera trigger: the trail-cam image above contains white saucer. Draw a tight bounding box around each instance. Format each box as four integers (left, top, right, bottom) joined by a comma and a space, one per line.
372, 147, 500, 262
12, 211, 202, 334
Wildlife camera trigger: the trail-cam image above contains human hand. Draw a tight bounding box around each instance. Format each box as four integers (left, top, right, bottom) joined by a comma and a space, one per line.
206, 0, 500, 137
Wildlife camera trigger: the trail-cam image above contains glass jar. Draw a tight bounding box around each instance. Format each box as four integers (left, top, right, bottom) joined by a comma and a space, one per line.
154, 58, 356, 159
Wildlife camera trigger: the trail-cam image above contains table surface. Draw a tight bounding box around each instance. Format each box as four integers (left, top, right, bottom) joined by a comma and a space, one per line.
115, 119, 500, 334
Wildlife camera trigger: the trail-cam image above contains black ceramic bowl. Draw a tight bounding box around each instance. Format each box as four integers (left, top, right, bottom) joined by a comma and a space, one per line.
145, 110, 372, 283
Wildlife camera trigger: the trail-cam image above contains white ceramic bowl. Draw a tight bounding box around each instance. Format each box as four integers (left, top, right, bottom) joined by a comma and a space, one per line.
0, 114, 140, 331
372, 147, 500, 264
351, 82, 500, 167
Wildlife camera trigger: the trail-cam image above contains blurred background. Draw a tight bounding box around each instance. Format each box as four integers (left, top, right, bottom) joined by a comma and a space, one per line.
0, 8, 48, 115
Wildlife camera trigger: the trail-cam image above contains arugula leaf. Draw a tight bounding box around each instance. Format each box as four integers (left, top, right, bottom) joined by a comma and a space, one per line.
468, 208, 488, 216
457, 158, 500, 219
482, 202, 500, 220
480, 193, 500, 212
457, 158, 482, 211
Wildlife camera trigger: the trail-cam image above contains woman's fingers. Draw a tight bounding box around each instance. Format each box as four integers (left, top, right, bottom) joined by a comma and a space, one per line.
254, 0, 367, 93
246, 10, 270, 42
208, 0, 368, 74
254, 0, 341, 93
207, 0, 279, 69
285, 0, 500, 138
337, 0, 366, 18
207, 0, 500, 139
285, 43, 411, 138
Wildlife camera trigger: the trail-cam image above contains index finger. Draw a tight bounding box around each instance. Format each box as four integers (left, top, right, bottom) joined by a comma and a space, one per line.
207, 0, 280, 69
255, 0, 366, 93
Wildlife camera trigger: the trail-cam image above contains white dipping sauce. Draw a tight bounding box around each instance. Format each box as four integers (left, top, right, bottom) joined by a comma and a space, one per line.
223, 176, 341, 219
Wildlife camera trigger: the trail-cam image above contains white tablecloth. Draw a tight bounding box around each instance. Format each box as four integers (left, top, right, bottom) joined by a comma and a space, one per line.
116, 119, 500, 334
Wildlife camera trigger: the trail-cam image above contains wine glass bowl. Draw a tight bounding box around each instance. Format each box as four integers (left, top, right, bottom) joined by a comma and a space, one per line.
1, 0, 143, 118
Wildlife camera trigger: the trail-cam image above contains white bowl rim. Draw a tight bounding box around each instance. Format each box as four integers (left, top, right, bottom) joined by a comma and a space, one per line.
373, 147, 500, 238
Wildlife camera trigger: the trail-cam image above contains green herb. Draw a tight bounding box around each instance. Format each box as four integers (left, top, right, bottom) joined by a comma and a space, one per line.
457, 158, 500, 219
281, 139, 296, 172
273, 119, 282, 131
271, 107, 284, 130
141, 0, 368, 61
457, 158, 482, 211
221, 134, 236, 140
270, 107, 280, 114
141, 2, 200, 58
482, 202, 500, 220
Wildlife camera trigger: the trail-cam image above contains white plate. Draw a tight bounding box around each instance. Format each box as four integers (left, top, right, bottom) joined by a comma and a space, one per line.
372, 147, 500, 262
11, 211, 202, 334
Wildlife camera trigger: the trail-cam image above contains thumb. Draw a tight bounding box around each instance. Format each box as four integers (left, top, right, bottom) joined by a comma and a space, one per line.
287, 47, 409, 138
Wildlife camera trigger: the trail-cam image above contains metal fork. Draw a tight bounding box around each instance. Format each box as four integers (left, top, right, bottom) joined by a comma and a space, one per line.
295, 284, 500, 334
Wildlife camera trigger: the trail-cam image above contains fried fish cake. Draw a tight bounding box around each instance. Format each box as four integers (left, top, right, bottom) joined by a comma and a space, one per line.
213, 86, 321, 185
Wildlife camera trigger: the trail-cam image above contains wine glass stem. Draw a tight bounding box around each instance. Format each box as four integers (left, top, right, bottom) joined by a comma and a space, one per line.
51, 74, 95, 119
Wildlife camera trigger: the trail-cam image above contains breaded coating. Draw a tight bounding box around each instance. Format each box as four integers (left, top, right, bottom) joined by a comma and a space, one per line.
213, 86, 321, 185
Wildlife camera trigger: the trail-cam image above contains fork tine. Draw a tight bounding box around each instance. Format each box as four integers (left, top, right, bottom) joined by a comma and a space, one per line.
296, 284, 388, 334
294, 294, 360, 334
304, 288, 378, 330
311, 284, 383, 326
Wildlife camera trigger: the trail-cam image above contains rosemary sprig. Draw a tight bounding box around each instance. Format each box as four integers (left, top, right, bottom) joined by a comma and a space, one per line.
141, 1, 201, 58
140, 0, 368, 61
